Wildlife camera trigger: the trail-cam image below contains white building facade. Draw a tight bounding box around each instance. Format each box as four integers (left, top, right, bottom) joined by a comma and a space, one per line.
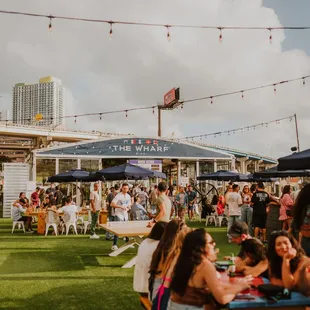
12, 76, 64, 127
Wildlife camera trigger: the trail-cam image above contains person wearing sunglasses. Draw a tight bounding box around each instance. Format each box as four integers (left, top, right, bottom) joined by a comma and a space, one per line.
169, 229, 252, 309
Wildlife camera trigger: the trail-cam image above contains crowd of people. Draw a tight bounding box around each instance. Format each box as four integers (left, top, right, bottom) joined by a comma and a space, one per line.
133, 219, 310, 309
105, 182, 198, 250
130, 180, 310, 309
11, 183, 102, 236
10, 177, 310, 309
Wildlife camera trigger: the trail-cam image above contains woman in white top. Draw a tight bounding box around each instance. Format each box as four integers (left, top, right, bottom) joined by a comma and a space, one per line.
133, 222, 167, 297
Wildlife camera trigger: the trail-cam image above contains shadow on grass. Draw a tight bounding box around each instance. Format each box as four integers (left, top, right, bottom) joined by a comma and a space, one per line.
0, 277, 140, 310
0, 251, 85, 274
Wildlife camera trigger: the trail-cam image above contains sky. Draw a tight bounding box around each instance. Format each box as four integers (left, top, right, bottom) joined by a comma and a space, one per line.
0, 0, 310, 158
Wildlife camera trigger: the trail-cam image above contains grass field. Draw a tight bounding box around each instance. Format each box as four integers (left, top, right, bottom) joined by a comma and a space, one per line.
0, 219, 237, 310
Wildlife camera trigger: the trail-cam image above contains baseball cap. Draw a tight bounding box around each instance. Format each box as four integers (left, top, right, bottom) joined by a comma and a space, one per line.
228, 220, 249, 236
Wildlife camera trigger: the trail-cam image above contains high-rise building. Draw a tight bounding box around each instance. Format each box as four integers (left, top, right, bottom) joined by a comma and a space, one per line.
12, 76, 64, 127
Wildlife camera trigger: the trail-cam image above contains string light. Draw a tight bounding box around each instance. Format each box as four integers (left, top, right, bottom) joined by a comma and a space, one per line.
273, 84, 276, 94
152, 107, 155, 115
99, 113, 102, 120
218, 27, 223, 42
166, 25, 171, 42
48, 15, 53, 32
2, 10, 310, 43
109, 21, 113, 38
180, 103, 184, 111
241, 91, 244, 99
74, 116, 77, 124
179, 114, 294, 141
125, 110, 128, 119
268, 28, 272, 43
0, 76, 308, 124
303, 78, 306, 86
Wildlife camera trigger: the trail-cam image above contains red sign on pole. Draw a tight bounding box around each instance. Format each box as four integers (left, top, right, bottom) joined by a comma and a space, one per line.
164, 88, 176, 106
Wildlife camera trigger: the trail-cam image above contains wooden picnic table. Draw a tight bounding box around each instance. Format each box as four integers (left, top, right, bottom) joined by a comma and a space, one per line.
25, 209, 108, 234
99, 220, 151, 268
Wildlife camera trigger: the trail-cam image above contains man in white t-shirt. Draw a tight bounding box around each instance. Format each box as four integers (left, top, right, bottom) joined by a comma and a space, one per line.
58, 196, 78, 223
89, 183, 101, 239
226, 184, 242, 242
110, 183, 132, 250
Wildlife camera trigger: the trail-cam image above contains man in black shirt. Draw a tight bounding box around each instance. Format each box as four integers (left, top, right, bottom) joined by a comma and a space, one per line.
227, 221, 267, 277
251, 182, 270, 242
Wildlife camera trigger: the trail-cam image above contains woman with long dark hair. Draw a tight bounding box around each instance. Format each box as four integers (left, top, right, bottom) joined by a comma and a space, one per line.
293, 183, 310, 256
267, 230, 310, 290
134, 222, 167, 297
149, 220, 185, 301
152, 226, 191, 310
279, 185, 294, 230
169, 229, 252, 309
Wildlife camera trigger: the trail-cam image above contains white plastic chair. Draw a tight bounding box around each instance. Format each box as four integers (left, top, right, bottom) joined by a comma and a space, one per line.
63, 211, 78, 235
205, 214, 217, 227
82, 210, 92, 234
135, 210, 141, 221
45, 210, 58, 236
11, 206, 26, 234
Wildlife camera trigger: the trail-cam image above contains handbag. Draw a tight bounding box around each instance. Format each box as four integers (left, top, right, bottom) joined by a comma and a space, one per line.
258, 284, 291, 299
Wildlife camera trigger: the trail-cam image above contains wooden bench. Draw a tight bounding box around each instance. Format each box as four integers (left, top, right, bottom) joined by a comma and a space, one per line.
139, 296, 151, 310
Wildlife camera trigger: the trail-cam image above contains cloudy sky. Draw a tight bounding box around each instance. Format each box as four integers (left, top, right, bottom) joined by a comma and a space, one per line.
0, 0, 310, 158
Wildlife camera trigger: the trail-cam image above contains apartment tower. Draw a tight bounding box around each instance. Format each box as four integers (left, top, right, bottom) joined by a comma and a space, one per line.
12, 76, 64, 127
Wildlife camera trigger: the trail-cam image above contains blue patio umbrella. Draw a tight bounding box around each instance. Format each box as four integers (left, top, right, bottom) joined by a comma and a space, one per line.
96, 163, 155, 180
47, 169, 104, 183
253, 166, 310, 178
278, 149, 310, 171
143, 167, 167, 179
197, 170, 240, 181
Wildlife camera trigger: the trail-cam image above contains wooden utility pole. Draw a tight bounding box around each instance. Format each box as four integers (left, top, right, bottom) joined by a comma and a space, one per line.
158, 106, 162, 137
294, 113, 300, 152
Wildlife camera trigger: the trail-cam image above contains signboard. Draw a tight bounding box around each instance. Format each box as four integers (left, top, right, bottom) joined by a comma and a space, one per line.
164, 88, 180, 107
180, 177, 189, 187
39, 138, 232, 160
129, 159, 162, 172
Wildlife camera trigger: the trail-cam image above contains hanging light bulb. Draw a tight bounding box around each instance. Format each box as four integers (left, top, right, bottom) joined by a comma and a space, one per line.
268, 28, 272, 43
48, 16, 53, 32
166, 25, 171, 42
99, 113, 102, 120
303, 78, 306, 86
125, 110, 128, 119
241, 91, 244, 99
109, 21, 114, 39
273, 84, 276, 94
180, 103, 184, 111
210, 96, 213, 105
152, 107, 155, 115
74, 116, 77, 124
218, 27, 223, 42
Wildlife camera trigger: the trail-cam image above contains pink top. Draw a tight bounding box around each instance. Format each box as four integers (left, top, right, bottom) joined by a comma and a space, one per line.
279, 193, 293, 220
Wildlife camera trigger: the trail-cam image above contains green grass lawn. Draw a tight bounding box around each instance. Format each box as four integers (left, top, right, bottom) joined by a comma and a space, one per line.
0, 219, 237, 310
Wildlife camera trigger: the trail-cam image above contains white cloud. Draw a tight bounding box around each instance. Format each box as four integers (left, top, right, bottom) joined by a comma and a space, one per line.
0, 0, 309, 159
